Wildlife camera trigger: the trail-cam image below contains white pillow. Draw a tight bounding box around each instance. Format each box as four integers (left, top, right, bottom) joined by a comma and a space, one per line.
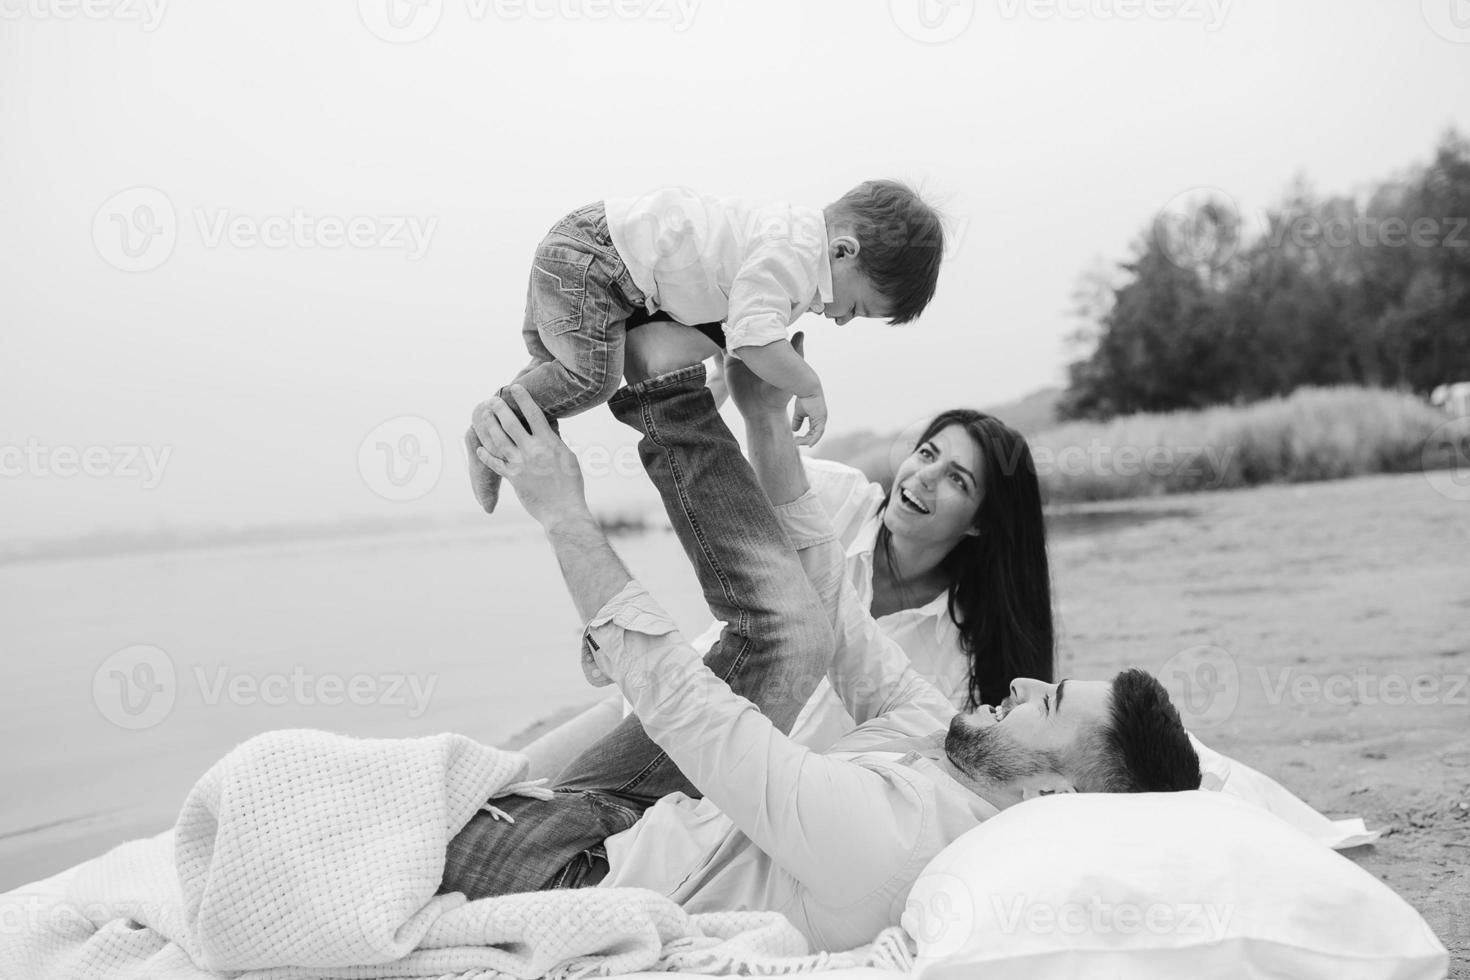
902, 790, 1447, 980
1189, 734, 1381, 849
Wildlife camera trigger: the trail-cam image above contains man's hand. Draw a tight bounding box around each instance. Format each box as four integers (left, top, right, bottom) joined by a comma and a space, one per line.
470, 385, 590, 529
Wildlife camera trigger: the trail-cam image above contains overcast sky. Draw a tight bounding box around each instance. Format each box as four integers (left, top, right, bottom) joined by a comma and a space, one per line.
3, 0, 1468, 538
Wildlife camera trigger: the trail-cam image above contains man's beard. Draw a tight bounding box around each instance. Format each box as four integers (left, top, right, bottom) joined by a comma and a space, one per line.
945, 715, 1060, 783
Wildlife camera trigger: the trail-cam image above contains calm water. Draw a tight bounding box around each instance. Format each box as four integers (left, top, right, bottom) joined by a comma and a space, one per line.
0, 523, 713, 890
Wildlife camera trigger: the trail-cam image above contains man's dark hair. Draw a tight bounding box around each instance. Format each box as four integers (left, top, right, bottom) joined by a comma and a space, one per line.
1084, 668, 1201, 793
826, 179, 944, 325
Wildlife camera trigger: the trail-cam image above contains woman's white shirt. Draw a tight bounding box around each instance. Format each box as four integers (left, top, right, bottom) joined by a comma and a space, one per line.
685, 458, 970, 751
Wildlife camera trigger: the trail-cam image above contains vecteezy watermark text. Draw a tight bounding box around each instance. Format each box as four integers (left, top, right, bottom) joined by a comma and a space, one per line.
996, 0, 1231, 30
93, 187, 437, 273
1028, 440, 1237, 485
357, 0, 698, 44
991, 895, 1235, 939
193, 665, 437, 717
1158, 644, 1468, 729
0, 439, 171, 488
94, 644, 438, 729
0, 0, 168, 30
193, 208, 436, 260
1259, 667, 1468, 708
1264, 212, 1470, 251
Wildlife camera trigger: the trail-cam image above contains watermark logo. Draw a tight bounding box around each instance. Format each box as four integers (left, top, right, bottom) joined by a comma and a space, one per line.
1422, 0, 1470, 43
358, 0, 443, 42
359, 416, 443, 502
1158, 644, 1239, 730
1154, 187, 1243, 273
93, 186, 177, 273
890, 0, 974, 43
94, 644, 178, 729
903, 871, 975, 956
1423, 418, 1470, 502
616, 187, 715, 279
0, 0, 169, 30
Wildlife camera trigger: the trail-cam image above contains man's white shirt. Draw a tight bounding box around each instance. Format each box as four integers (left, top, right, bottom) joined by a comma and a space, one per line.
587, 491, 1000, 951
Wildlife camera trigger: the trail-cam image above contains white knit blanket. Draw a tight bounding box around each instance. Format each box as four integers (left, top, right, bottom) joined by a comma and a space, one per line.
2, 729, 912, 980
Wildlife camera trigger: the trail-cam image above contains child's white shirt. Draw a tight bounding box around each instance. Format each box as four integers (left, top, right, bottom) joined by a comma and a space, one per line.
604, 188, 833, 352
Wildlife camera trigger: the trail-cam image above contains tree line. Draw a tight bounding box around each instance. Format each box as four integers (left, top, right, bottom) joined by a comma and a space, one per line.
1061, 131, 1470, 420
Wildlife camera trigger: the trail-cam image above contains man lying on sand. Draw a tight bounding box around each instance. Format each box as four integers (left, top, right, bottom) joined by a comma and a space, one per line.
440, 334, 1201, 951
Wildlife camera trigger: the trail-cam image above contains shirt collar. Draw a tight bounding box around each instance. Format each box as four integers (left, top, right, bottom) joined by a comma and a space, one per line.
812, 220, 833, 311
900, 748, 1004, 819
853, 505, 958, 620
849, 497, 886, 561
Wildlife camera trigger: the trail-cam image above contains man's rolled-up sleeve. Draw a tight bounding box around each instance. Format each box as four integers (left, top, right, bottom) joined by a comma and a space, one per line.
584, 581, 925, 904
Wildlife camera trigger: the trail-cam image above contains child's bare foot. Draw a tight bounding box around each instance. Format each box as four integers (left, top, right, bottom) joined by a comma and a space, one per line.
464, 427, 502, 513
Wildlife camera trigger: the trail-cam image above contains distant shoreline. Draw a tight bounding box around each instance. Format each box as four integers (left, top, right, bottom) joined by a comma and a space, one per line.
1, 497, 1211, 570
0, 509, 665, 568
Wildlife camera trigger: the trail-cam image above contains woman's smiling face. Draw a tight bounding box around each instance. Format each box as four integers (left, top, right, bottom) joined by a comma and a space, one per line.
884, 423, 985, 546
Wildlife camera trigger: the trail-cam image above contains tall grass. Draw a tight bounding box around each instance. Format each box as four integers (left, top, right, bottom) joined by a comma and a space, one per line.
1029, 386, 1457, 503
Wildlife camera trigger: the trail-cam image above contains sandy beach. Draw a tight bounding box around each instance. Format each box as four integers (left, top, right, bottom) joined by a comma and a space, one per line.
1045, 471, 1470, 973
4, 470, 1466, 972
514, 470, 1470, 973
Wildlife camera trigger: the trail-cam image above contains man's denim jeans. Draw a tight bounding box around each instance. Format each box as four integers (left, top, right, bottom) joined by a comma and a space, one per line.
440, 366, 833, 899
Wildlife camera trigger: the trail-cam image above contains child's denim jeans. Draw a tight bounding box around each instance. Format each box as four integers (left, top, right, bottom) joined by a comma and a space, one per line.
440, 365, 833, 899
473, 203, 725, 511
507, 202, 646, 419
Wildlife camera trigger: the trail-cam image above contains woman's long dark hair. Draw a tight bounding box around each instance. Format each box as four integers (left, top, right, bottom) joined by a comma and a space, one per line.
876, 409, 1056, 709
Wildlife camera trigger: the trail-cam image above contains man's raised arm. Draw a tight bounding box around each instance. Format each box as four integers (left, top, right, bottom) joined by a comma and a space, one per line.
472, 385, 927, 904
726, 349, 953, 727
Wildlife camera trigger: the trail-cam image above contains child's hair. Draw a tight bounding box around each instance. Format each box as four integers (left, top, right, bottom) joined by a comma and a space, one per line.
826, 180, 945, 325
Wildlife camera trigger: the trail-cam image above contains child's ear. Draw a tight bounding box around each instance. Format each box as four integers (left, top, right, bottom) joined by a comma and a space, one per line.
830, 234, 860, 259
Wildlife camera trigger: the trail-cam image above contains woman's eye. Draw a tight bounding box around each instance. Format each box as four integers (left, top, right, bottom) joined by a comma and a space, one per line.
951, 474, 966, 489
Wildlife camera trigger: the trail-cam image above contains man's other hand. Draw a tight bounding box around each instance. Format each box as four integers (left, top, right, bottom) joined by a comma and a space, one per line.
471, 385, 589, 529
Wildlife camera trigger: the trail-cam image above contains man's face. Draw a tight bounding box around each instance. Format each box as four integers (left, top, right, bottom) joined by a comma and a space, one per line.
945, 677, 1113, 796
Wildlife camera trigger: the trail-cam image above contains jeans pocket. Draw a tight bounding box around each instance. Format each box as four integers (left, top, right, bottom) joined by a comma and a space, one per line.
531, 245, 594, 336
590, 794, 644, 836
